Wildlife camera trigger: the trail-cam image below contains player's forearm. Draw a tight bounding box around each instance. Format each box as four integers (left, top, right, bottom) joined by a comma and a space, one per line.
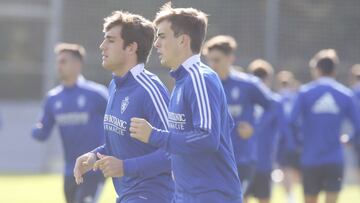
123, 149, 171, 177
149, 128, 220, 155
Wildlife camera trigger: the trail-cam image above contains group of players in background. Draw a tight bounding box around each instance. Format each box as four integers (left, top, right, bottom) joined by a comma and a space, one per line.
31, 2, 360, 203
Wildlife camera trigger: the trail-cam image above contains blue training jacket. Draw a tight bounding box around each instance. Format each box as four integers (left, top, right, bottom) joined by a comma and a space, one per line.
93, 64, 174, 202
290, 77, 360, 166
149, 55, 242, 202
32, 76, 108, 176
222, 70, 272, 166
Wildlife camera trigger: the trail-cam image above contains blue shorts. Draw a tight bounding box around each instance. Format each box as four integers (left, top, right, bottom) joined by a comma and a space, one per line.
172, 191, 242, 203
246, 171, 271, 199
302, 164, 344, 195
237, 164, 256, 194
64, 172, 104, 203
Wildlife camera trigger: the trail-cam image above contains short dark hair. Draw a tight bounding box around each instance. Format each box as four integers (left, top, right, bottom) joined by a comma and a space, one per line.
154, 2, 208, 54
248, 59, 274, 80
104, 11, 155, 63
54, 43, 86, 62
203, 35, 237, 56
309, 49, 339, 75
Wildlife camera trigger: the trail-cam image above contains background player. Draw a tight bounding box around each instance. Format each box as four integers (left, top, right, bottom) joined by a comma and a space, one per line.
32, 43, 108, 203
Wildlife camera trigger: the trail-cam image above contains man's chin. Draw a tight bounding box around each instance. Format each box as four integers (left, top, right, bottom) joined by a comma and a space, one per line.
160, 59, 169, 68
102, 62, 111, 70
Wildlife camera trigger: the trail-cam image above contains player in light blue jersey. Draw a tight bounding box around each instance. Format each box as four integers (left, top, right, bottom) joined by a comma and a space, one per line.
130, 3, 242, 203
73, 11, 174, 203
290, 49, 360, 203
203, 35, 272, 196
32, 43, 108, 203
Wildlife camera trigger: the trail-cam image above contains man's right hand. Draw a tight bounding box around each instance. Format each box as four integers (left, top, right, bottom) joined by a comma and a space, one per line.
74, 152, 96, 184
237, 121, 254, 139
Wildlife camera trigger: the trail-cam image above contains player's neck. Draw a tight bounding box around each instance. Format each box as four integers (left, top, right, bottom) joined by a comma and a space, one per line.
62, 75, 79, 87
262, 78, 271, 87
113, 60, 138, 77
218, 67, 230, 80
171, 50, 194, 71
317, 74, 335, 80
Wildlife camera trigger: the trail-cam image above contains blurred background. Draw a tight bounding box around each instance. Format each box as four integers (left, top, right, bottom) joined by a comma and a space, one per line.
0, 0, 359, 202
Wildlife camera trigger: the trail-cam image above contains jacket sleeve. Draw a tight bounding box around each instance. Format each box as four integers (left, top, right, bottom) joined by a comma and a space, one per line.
346, 95, 360, 145
249, 80, 272, 110
31, 96, 55, 141
124, 79, 172, 177
149, 75, 222, 155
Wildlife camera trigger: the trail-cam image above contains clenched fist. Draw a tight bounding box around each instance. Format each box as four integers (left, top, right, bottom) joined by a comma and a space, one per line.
93, 152, 124, 178
74, 152, 96, 184
237, 121, 254, 139
129, 117, 153, 143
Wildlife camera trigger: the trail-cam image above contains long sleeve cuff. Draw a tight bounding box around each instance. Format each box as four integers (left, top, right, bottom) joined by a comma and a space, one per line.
91, 145, 107, 158
149, 128, 169, 148
123, 158, 140, 177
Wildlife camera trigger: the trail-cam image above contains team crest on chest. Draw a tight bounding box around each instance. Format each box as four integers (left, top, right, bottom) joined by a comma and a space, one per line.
77, 95, 86, 108
176, 88, 182, 105
231, 87, 240, 100
121, 96, 130, 114
54, 100, 62, 110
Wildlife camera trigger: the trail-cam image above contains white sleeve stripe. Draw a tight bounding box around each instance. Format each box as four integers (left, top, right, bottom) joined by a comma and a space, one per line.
192, 65, 211, 129
140, 73, 169, 117
136, 75, 169, 130
140, 73, 170, 129
135, 75, 168, 130
135, 74, 168, 130
183, 63, 212, 130
193, 64, 212, 129
188, 67, 208, 129
185, 66, 205, 129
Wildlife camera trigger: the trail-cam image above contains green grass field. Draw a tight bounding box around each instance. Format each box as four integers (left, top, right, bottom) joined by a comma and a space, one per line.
0, 174, 359, 203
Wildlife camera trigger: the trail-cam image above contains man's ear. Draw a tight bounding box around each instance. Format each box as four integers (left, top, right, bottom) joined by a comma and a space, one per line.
178, 34, 191, 48
126, 42, 138, 54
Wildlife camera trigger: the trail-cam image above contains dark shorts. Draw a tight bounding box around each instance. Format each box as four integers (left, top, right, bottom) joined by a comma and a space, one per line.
246, 171, 271, 199
278, 151, 301, 170
302, 164, 344, 196
64, 173, 105, 203
237, 164, 256, 195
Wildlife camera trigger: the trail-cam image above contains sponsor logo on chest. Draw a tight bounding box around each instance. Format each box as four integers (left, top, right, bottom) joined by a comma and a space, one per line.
168, 111, 186, 130
104, 114, 127, 136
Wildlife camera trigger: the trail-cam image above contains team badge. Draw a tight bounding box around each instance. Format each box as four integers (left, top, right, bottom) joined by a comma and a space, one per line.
231, 87, 240, 100
121, 96, 129, 114
54, 100, 62, 110
77, 95, 86, 108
